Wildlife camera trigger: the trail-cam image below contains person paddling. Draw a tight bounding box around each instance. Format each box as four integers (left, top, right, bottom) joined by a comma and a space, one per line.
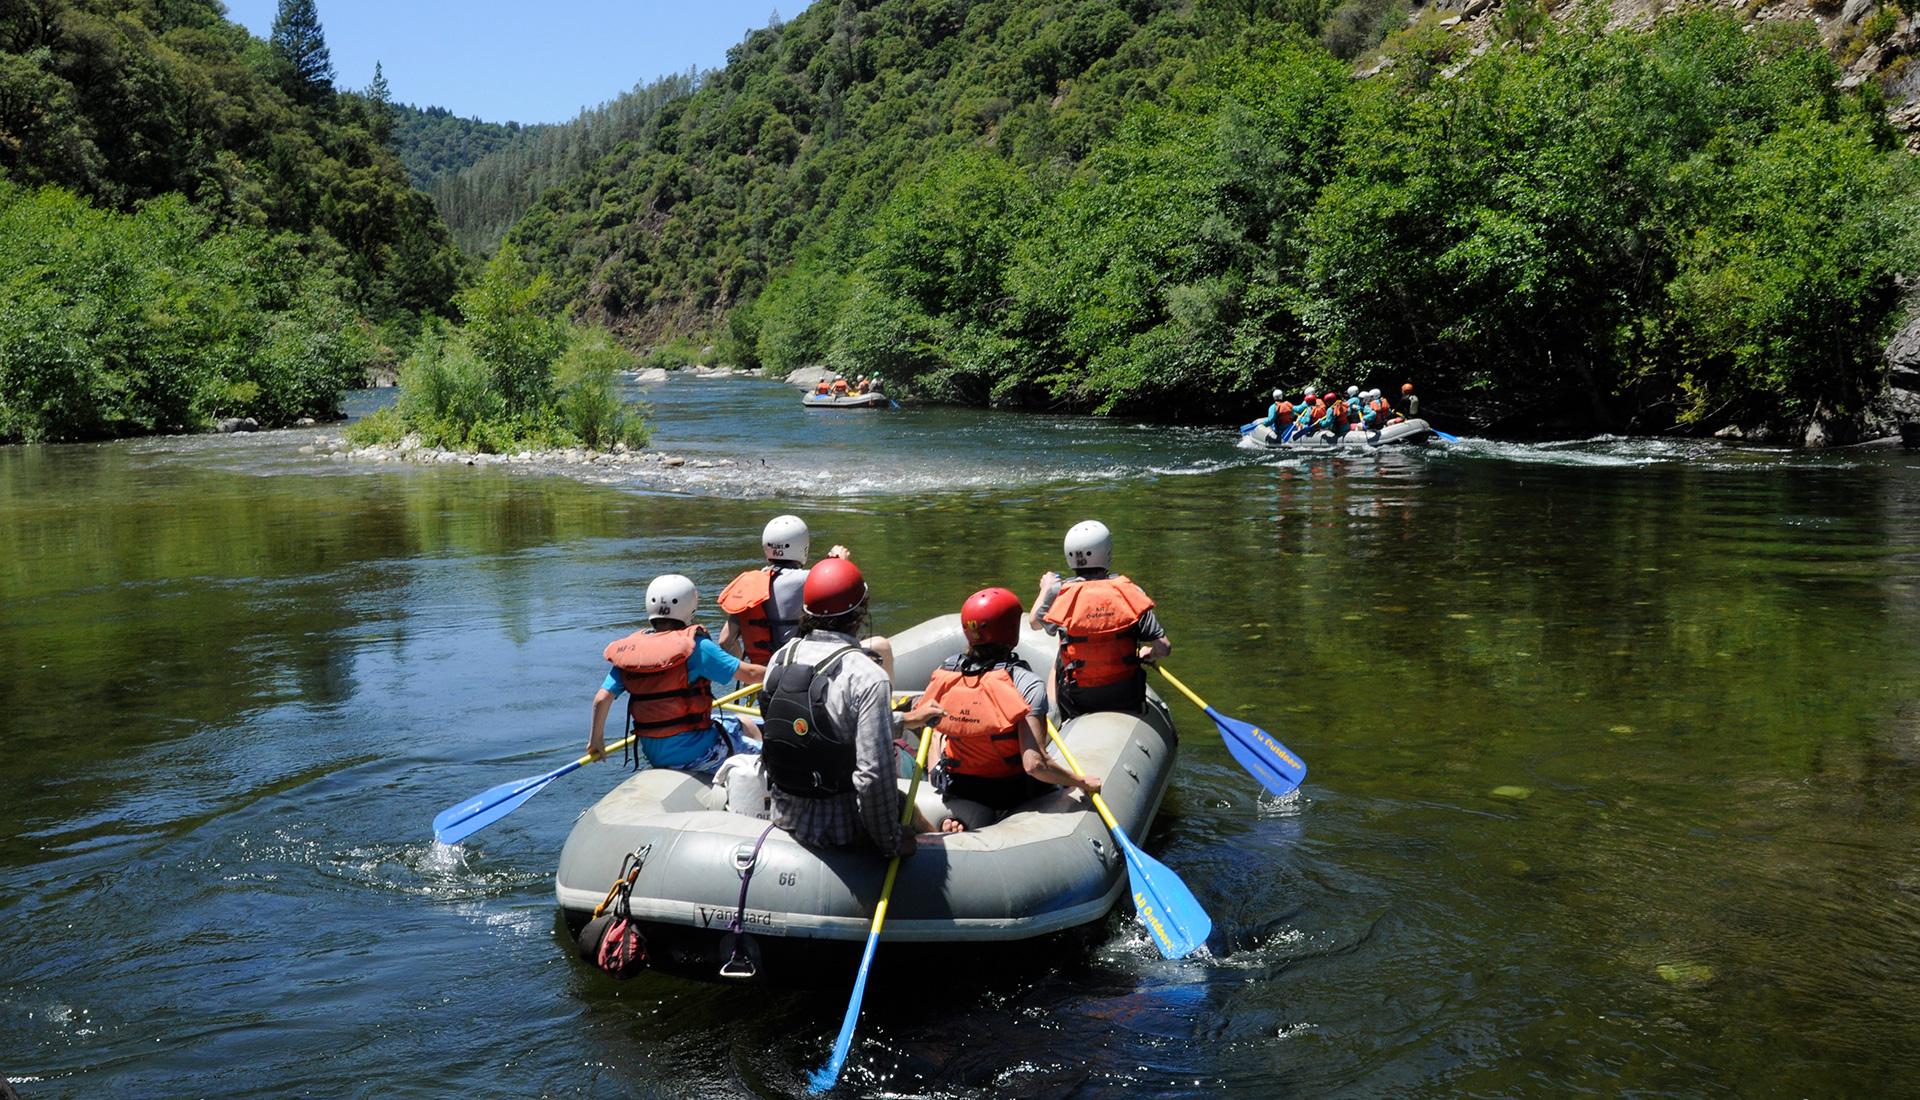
1029, 520, 1171, 721
1252, 389, 1294, 440
589, 575, 767, 773
717, 516, 893, 675
1399, 382, 1419, 420
902, 588, 1102, 833
760, 558, 931, 855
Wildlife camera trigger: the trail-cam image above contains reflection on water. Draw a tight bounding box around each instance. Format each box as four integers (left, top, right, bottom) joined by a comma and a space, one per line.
4, 380, 1920, 1097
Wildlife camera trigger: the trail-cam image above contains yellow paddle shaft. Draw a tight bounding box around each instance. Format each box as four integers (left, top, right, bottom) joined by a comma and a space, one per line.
865, 726, 935, 933
1044, 720, 1124, 838
1151, 665, 1211, 713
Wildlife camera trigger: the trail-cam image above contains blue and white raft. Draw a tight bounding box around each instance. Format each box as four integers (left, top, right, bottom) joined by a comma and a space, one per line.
802, 390, 891, 408
553, 614, 1181, 980
1248, 417, 1434, 450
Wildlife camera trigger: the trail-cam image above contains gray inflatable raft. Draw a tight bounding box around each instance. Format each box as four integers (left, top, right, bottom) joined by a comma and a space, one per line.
802, 391, 891, 408
1249, 417, 1434, 449
553, 614, 1178, 978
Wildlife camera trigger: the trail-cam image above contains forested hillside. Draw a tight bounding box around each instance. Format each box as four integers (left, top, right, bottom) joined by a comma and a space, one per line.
0, 0, 464, 441
399, 72, 700, 255
484, 0, 1920, 434
391, 104, 535, 189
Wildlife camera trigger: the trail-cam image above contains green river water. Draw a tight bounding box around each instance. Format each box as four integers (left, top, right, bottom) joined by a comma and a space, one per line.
4, 374, 1919, 1097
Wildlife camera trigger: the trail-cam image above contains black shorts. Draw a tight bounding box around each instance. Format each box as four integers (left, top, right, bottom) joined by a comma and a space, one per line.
1057, 672, 1147, 721
941, 770, 1057, 812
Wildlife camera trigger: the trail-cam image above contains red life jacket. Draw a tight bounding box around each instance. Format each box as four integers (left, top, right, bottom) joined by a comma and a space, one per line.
1043, 576, 1155, 690
603, 625, 713, 739
716, 567, 793, 664
920, 665, 1031, 780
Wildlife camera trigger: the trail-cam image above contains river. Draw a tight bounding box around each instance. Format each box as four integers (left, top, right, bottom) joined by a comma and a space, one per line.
4, 374, 1920, 1098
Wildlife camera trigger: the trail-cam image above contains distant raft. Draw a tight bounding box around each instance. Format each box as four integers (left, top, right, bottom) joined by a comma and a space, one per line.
554, 613, 1180, 982
1248, 417, 1434, 450
802, 390, 892, 408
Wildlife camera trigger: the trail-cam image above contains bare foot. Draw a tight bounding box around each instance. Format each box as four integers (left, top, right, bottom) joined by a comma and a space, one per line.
940, 818, 966, 834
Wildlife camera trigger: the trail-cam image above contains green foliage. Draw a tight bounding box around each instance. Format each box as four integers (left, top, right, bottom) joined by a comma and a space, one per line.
557, 332, 653, 449
457, 251, 570, 413
349, 261, 651, 453
1302, 9, 1915, 428
271, 0, 334, 106
397, 72, 699, 255
643, 335, 703, 370
0, 184, 368, 442
1863, 5, 1904, 45
0, 0, 461, 324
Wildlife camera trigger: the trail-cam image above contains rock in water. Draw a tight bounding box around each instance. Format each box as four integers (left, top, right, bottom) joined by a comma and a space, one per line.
785, 365, 836, 390
633, 367, 669, 383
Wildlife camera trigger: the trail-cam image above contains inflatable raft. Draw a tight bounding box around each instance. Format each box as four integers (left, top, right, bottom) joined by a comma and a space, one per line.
554, 614, 1179, 981
802, 391, 891, 409
1248, 417, 1434, 450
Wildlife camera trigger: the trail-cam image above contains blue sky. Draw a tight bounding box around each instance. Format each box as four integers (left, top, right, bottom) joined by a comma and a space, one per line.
224, 1, 784, 124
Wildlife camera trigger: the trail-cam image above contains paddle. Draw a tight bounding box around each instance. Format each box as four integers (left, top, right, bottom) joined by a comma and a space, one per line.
1045, 719, 1212, 960
433, 682, 765, 844
1151, 666, 1306, 797
808, 726, 935, 1093
1239, 421, 1257, 434
1431, 427, 1460, 443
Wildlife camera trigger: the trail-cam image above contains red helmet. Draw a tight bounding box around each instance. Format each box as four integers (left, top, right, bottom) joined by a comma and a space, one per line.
803, 557, 867, 616
1402, 383, 1414, 393
960, 587, 1022, 648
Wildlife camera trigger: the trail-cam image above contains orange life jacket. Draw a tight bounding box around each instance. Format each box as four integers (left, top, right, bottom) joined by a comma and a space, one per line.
815, 381, 830, 395
1043, 576, 1155, 689
831, 379, 849, 394
920, 665, 1032, 780
603, 625, 713, 739
716, 567, 797, 664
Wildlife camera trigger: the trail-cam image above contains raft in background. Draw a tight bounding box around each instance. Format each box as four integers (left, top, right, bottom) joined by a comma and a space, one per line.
803, 391, 893, 408
1248, 417, 1434, 450
553, 613, 1181, 982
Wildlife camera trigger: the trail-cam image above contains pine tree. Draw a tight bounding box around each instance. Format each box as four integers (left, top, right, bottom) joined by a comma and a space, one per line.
271, 0, 335, 105
366, 61, 394, 145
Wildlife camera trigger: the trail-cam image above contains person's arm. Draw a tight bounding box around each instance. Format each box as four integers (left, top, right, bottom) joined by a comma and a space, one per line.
1029, 572, 1061, 631
590, 687, 616, 757
850, 677, 912, 857
1134, 609, 1171, 663
1019, 715, 1100, 794
716, 614, 744, 658
902, 691, 946, 730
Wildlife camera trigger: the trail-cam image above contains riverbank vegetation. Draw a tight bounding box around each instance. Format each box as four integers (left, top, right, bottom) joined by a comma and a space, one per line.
347, 254, 652, 453
0, 0, 463, 442
481, 0, 1916, 432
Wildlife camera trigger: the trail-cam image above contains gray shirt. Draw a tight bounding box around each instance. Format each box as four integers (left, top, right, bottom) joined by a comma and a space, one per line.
726, 564, 808, 652
766, 630, 905, 856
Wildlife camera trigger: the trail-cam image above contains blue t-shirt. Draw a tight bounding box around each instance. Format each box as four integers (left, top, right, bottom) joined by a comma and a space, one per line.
601, 636, 742, 767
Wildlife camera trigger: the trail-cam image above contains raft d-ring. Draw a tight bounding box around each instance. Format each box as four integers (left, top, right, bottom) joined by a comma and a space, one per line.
1122, 764, 1139, 782
1088, 836, 1107, 860
1136, 741, 1152, 758
732, 842, 760, 874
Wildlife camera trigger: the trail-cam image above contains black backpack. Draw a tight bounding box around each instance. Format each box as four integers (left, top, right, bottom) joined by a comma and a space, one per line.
760, 644, 862, 798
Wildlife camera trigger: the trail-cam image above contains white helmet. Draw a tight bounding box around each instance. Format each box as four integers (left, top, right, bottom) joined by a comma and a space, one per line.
1272, 388, 1286, 402
762, 515, 810, 562
1347, 385, 1360, 398
1063, 520, 1113, 570
645, 574, 699, 623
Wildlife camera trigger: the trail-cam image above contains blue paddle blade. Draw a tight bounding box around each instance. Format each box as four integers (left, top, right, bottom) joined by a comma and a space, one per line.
809, 910, 886, 1092
1239, 422, 1255, 434
432, 770, 559, 844
1206, 707, 1306, 797
1112, 826, 1212, 958
1433, 428, 1460, 442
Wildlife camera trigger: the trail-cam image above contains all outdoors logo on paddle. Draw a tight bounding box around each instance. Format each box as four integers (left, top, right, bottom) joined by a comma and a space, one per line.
1135, 889, 1176, 954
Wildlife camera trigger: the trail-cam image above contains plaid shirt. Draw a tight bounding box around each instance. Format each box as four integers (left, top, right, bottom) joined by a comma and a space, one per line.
766, 631, 906, 856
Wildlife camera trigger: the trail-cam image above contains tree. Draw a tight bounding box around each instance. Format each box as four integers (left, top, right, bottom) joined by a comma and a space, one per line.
366, 60, 393, 145
271, 0, 334, 106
